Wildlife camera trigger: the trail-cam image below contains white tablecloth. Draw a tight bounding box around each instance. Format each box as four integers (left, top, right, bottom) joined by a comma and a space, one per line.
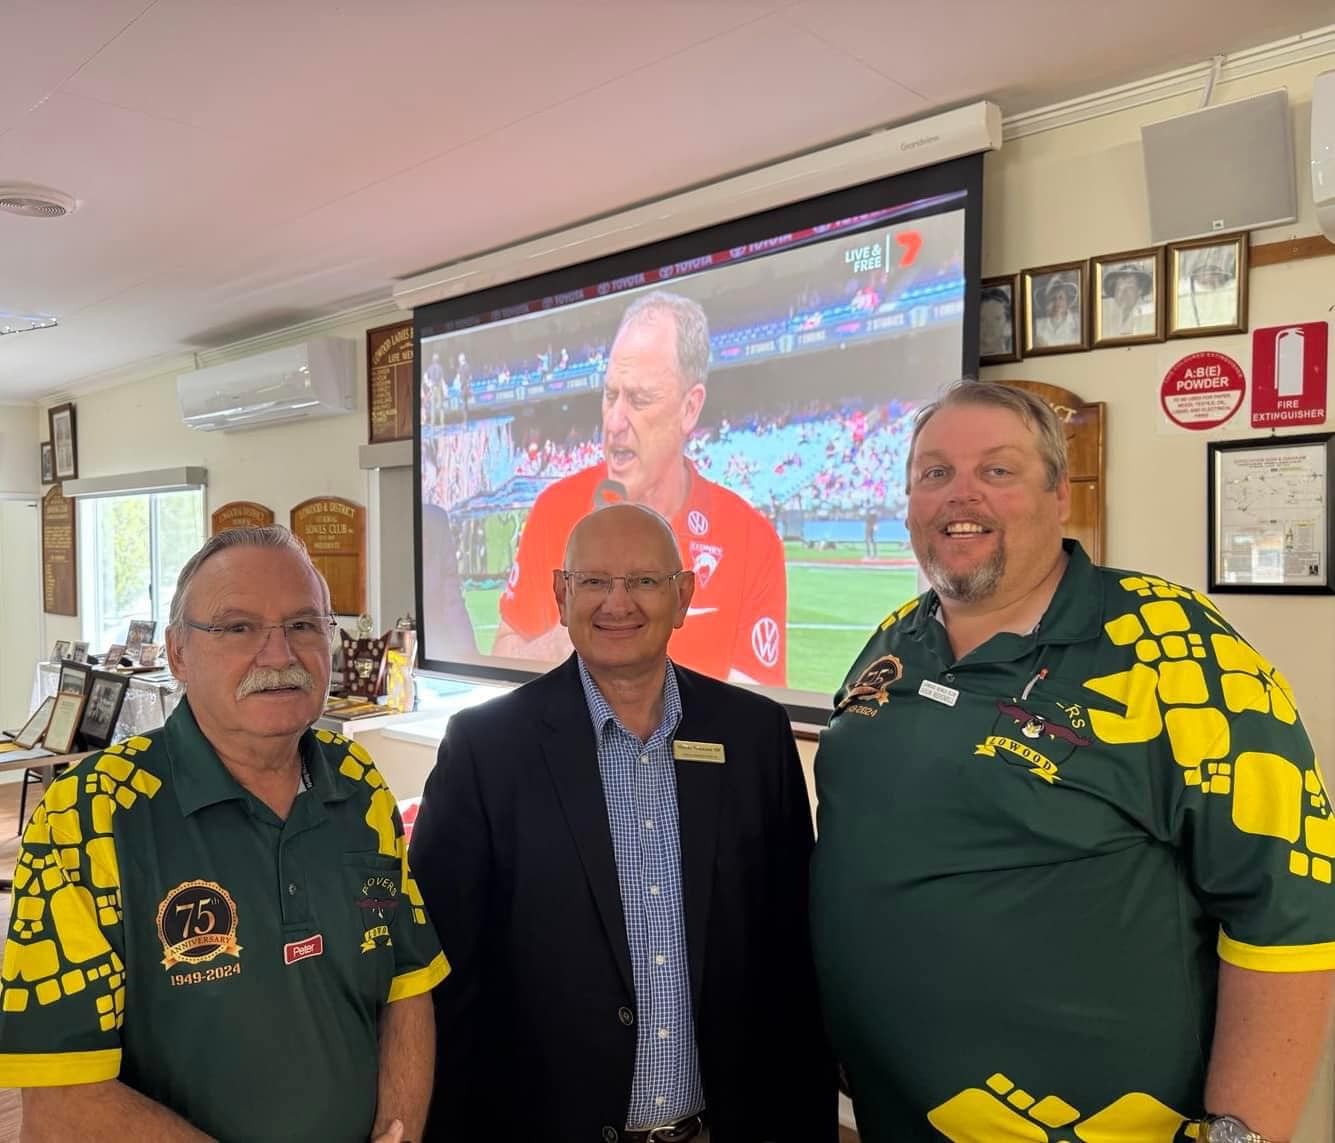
32, 662, 181, 741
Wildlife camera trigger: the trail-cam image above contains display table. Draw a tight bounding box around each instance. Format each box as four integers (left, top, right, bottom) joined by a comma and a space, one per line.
32, 662, 181, 741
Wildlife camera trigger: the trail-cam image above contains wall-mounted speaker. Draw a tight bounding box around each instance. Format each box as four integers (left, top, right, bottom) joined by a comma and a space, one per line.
1313, 69, 1335, 245
1142, 89, 1297, 244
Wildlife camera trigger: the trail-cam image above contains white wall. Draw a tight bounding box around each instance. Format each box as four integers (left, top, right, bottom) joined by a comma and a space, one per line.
0, 403, 39, 493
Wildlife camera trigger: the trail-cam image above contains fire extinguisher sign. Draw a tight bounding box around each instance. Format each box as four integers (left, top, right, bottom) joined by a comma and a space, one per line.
1251, 322, 1328, 428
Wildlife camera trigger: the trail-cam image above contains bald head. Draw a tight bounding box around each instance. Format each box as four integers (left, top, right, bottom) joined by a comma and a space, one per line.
564, 502, 682, 572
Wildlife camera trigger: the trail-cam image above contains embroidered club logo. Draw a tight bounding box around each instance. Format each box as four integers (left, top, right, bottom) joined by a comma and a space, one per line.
751, 617, 781, 669
687, 510, 709, 537
357, 872, 400, 953
974, 700, 1092, 784
835, 653, 904, 715
156, 880, 242, 968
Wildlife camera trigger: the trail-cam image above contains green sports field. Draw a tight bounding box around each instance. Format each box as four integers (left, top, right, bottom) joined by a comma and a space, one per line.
462, 540, 920, 698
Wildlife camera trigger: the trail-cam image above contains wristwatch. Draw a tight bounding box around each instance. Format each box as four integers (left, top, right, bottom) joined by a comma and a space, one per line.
1199, 1115, 1272, 1143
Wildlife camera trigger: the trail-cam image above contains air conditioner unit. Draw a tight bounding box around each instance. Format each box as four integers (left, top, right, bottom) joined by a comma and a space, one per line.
177, 337, 356, 432
393, 101, 1002, 310
1314, 69, 1335, 245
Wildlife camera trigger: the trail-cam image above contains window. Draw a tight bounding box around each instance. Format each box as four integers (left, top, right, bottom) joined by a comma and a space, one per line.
80, 489, 205, 650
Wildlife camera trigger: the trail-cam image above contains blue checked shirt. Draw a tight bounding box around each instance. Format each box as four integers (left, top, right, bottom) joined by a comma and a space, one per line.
578, 656, 705, 1129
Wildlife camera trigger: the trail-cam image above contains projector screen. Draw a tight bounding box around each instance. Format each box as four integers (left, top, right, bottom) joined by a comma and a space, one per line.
415, 154, 983, 721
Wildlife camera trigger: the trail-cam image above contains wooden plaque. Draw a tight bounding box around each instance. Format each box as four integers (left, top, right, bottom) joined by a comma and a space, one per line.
367, 321, 415, 444
211, 500, 275, 535
41, 485, 78, 616
1000, 380, 1106, 564
290, 497, 366, 615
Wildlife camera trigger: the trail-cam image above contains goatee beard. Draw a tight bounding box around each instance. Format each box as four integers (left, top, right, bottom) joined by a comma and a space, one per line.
923, 544, 1005, 603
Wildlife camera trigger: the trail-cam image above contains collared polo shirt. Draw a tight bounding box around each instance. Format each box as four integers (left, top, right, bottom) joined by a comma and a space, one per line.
811, 541, 1335, 1143
578, 656, 704, 1129
0, 699, 448, 1142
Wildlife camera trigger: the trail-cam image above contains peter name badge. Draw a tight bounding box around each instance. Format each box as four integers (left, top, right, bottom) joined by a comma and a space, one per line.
673, 739, 726, 764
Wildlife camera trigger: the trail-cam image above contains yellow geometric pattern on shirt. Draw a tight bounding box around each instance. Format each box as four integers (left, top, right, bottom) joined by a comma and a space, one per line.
1089, 574, 1332, 886
0, 736, 161, 1031
314, 729, 428, 925
927, 1070, 1195, 1142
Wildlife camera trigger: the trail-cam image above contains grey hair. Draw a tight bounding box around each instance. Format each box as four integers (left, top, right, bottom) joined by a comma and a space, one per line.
613, 290, 710, 391
906, 379, 1069, 493
167, 525, 330, 637
563, 502, 684, 571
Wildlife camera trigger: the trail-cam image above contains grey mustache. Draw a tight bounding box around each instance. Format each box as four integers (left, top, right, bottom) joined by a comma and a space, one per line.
235, 666, 314, 700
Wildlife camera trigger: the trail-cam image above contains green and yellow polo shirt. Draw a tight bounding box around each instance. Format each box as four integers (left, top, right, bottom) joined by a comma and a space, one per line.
0, 699, 448, 1142
811, 541, 1333, 1143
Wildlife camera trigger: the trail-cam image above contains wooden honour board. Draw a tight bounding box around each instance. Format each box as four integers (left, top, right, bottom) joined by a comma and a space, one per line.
42, 484, 78, 615
290, 496, 366, 615
367, 321, 415, 444
211, 501, 275, 535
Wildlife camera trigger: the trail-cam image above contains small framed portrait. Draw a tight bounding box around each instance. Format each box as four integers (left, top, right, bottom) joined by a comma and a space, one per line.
1021, 261, 1089, 355
48, 402, 78, 482
1092, 248, 1164, 347
58, 659, 91, 697
1168, 233, 1249, 337
79, 670, 130, 749
979, 274, 1022, 364
14, 696, 56, 750
40, 441, 55, 485
70, 641, 90, 664
139, 642, 162, 667
44, 691, 86, 755
126, 619, 157, 659
103, 643, 127, 668
50, 639, 72, 663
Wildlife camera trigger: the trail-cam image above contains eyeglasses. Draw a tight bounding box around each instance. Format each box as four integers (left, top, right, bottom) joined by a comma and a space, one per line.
182, 616, 337, 654
560, 571, 687, 597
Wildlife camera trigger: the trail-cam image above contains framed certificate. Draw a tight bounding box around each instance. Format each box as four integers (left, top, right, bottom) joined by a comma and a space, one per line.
1208, 432, 1333, 593
44, 691, 87, 754
14, 697, 56, 750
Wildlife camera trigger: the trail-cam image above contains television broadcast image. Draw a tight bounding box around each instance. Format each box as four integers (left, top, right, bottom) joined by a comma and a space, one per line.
416, 167, 980, 715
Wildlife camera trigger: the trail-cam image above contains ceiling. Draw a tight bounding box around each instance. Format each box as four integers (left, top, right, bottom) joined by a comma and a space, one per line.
1, 0, 1331, 403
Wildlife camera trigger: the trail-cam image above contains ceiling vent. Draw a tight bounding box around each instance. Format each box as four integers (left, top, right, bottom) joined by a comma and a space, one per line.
0, 183, 78, 218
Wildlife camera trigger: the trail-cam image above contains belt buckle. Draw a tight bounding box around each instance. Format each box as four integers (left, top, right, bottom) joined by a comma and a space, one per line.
646, 1114, 702, 1142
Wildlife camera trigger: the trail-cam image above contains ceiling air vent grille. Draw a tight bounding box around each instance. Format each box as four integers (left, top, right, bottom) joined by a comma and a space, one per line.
0, 184, 78, 218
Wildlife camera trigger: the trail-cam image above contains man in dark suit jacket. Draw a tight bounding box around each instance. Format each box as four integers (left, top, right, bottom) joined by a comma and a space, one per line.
410, 503, 834, 1143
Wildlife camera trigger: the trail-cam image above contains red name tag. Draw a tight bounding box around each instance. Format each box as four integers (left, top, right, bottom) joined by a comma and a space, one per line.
283, 934, 324, 965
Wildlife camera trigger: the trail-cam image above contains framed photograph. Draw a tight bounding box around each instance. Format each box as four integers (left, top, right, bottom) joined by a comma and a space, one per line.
14, 696, 57, 750
126, 619, 157, 659
50, 639, 71, 663
1021, 261, 1089, 355
40, 441, 55, 485
44, 691, 86, 754
1092, 247, 1164, 347
1168, 232, 1249, 337
138, 642, 162, 667
103, 643, 127, 668
70, 641, 90, 664
979, 274, 1022, 364
48, 402, 78, 481
79, 670, 130, 749
58, 659, 91, 697
1207, 432, 1333, 594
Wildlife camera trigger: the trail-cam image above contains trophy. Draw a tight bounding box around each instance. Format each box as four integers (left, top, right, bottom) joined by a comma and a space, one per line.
340, 614, 388, 700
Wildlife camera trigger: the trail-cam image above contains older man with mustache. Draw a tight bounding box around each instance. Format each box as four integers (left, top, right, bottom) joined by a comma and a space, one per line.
0, 526, 445, 1143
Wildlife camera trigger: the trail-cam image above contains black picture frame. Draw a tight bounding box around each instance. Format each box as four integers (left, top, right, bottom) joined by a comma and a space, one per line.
48, 402, 78, 481
57, 659, 92, 697
78, 669, 131, 749
40, 441, 55, 485
979, 273, 1022, 365
1207, 432, 1334, 594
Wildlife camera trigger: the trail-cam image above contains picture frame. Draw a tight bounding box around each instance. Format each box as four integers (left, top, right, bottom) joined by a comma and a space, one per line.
1020, 260, 1089, 355
103, 643, 127, 668
14, 696, 57, 750
1167, 232, 1249, 338
70, 641, 90, 664
979, 274, 1022, 365
1091, 247, 1165, 347
40, 441, 55, 485
1207, 432, 1333, 594
50, 639, 71, 663
79, 670, 131, 749
48, 402, 78, 481
126, 619, 157, 660
138, 642, 162, 667
44, 691, 87, 754
58, 659, 92, 697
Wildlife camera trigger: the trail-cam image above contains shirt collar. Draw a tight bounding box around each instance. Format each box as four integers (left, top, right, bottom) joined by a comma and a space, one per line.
165, 697, 349, 817
577, 655, 683, 746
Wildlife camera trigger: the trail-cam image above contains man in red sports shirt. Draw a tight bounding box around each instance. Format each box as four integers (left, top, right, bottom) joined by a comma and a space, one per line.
494, 290, 787, 685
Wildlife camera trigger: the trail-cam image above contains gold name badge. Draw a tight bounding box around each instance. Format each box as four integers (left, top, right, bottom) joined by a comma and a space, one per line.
672, 739, 726, 764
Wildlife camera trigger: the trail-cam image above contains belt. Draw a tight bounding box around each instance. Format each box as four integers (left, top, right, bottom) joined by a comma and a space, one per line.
622, 1111, 707, 1143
